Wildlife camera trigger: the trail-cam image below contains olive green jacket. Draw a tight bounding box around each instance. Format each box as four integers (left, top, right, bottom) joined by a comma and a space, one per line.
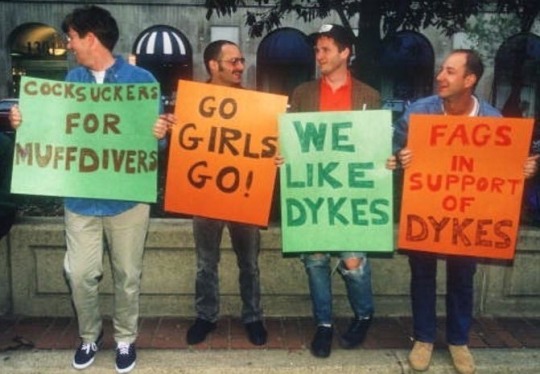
289, 77, 381, 112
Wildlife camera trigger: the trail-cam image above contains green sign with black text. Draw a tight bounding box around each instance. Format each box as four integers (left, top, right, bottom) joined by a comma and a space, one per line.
11, 77, 160, 202
279, 110, 394, 253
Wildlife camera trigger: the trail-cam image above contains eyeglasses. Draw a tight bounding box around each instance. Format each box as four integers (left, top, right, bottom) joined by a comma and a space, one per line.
218, 57, 246, 65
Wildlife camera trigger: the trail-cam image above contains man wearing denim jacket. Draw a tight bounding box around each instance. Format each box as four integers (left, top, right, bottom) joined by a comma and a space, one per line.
389, 49, 538, 374
11, 6, 161, 373
288, 24, 380, 359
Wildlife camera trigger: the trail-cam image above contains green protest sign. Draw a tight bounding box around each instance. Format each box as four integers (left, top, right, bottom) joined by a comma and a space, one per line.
279, 110, 394, 253
11, 77, 160, 202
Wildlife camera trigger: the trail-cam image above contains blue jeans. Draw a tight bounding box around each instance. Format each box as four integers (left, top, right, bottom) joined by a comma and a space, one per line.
409, 253, 476, 345
301, 252, 374, 325
192, 216, 262, 323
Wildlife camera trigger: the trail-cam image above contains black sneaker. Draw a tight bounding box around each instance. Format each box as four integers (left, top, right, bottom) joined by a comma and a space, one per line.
186, 318, 217, 345
245, 320, 268, 346
339, 316, 372, 349
310, 325, 333, 358
115, 342, 136, 374
72, 330, 103, 370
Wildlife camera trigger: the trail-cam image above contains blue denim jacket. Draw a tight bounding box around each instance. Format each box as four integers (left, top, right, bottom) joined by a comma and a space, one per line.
393, 95, 501, 153
64, 56, 158, 216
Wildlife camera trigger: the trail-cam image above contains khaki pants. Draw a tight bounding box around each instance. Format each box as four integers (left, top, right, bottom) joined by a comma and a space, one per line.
64, 204, 149, 344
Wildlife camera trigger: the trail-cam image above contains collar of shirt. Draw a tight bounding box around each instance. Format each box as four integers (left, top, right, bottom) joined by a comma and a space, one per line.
319, 73, 352, 111
441, 95, 480, 117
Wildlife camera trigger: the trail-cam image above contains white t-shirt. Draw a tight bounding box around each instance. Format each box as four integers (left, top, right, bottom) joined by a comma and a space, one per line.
91, 70, 106, 84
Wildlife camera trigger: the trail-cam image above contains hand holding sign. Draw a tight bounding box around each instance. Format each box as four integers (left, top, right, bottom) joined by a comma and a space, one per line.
398, 114, 533, 259
11, 77, 160, 202
165, 80, 288, 226
279, 110, 394, 253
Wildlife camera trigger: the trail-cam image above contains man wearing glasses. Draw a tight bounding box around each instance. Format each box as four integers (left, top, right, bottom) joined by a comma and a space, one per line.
154, 40, 267, 346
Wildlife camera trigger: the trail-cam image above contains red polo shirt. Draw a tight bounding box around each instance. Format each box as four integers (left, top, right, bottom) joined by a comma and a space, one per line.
319, 73, 352, 111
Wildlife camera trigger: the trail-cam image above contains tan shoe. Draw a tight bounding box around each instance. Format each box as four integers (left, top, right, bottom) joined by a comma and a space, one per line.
448, 344, 476, 374
408, 341, 434, 371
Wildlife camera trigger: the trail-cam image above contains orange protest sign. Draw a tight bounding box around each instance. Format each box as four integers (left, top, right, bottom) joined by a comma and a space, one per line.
398, 114, 533, 260
164, 80, 288, 226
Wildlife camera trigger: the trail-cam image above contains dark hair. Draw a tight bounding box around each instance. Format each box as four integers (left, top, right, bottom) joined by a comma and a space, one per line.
452, 49, 484, 88
313, 24, 354, 54
203, 40, 238, 75
61, 5, 119, 51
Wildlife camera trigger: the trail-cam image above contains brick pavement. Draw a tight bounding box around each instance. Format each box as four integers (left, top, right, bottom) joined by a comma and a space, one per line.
1, 316, 539, 353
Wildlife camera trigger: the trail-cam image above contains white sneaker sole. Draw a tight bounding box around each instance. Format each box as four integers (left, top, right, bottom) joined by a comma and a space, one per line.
116, 361, 136, 373
72, 356, 95, 370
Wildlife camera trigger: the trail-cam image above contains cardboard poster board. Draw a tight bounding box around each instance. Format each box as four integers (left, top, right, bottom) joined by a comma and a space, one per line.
279, 110, 394, 253
398, 114, 533, 259
165, 80, 288, 226
11, 77, 160, 202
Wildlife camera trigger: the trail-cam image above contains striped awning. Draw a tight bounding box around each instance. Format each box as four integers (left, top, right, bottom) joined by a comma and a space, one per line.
133, 25, 192, 63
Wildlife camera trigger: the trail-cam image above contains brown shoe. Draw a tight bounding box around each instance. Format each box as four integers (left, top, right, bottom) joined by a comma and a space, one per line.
448, 344, 476, 374
408, 341, 434, 371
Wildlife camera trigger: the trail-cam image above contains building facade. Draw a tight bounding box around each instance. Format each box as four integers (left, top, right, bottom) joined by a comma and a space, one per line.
2, 0, 538, 117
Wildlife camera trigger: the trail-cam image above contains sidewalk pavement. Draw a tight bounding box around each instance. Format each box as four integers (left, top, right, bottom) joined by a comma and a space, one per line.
1, 316, 539, 373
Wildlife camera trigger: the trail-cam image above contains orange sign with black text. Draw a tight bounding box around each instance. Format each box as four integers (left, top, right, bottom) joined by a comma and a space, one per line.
398, 114, 533, 259
164, 80, 288, 226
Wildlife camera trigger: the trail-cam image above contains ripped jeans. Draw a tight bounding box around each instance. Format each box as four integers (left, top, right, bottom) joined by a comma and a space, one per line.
301, 252, 374, 325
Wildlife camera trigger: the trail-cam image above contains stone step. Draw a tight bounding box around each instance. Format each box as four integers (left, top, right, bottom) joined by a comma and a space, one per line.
3, 218, 540, 318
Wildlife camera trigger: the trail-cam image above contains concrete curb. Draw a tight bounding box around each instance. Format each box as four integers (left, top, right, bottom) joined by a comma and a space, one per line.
1, 348, 539, 373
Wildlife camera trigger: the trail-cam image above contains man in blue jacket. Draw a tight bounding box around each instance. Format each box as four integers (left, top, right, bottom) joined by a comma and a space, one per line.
11, 5, 160, 373
388, 49, 538, 374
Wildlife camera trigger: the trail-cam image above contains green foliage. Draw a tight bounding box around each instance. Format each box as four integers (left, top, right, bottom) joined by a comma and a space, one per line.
496, 0, 540, 31
204, 0, 487, 88
16, 195, 63, 216
463, 13, 521, 62
206, 0, 486, 38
